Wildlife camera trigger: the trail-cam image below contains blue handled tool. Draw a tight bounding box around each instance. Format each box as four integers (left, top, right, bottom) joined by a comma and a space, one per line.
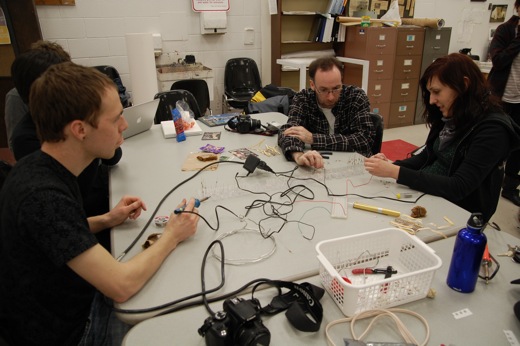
174, 196, 210, 214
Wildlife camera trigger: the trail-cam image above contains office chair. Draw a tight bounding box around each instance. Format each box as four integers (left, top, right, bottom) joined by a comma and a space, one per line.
170, 79, 212, 116
153, 90, 202, 124
93, 65, 131, 108
223, 57, 262, 112
369, 112, 384, 155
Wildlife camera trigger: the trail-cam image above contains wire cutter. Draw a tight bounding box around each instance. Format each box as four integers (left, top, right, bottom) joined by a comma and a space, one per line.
352, 266, 397, 279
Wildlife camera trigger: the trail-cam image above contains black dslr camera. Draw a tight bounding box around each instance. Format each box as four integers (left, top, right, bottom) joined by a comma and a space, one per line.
198, 297, 270, 346
229, 114, 262, 134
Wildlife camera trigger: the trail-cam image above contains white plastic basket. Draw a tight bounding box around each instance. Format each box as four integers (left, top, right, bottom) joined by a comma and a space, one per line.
316, 228, 442, 316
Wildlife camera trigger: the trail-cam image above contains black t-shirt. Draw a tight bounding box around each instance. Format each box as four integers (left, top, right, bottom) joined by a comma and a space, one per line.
0, 150, 98, 345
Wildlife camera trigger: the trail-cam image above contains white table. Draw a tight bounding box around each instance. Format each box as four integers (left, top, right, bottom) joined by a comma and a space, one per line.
110, 112, 469, 324
276, 57, 369, 92
122, 228, 520, 345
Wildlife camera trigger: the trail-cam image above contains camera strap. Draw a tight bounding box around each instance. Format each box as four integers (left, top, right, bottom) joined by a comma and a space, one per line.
255, 280, 324, 332
225, 116, 277, 136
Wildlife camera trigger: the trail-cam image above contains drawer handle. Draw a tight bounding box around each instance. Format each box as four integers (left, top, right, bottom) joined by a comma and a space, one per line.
372, 93, 382, 97
374, 69, 384, 73
400, 93, 409, 96
376, 45, 387, 48
398, 115, 406, 118
433, 46, 441, 50
406, 45, 414, 49
403, 69, 411, 73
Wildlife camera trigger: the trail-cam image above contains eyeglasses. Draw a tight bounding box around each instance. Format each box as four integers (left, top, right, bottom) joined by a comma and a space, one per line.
315, 85, 342, 95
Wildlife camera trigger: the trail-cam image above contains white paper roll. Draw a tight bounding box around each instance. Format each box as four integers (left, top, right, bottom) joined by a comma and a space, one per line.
125, 33, 158, 105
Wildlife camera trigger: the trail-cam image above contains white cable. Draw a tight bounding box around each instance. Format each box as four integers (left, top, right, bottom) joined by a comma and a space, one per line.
325, 308, 430, 346
211, 227, 276, 265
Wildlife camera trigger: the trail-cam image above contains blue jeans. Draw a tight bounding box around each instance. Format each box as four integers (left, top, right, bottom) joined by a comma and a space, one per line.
78, 292, 131, 346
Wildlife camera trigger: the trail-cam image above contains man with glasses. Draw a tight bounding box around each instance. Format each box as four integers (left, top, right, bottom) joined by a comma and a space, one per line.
278, 56, 374, 168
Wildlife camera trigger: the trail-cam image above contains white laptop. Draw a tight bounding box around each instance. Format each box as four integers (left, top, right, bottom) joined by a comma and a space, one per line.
122, 98, 160, 139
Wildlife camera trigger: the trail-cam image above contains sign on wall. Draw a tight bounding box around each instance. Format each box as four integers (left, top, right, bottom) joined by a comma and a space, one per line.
192, 0, 229, 12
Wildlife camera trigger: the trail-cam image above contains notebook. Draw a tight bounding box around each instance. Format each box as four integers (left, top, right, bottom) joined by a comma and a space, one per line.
161, 120, 203, 138
122, 98, 160, 139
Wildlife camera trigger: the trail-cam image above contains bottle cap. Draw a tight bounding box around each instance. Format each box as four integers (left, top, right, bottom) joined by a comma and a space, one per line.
467, 212, 484, 228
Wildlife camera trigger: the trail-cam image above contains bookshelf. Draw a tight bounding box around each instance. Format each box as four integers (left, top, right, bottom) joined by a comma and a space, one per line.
271, 0, 346, 91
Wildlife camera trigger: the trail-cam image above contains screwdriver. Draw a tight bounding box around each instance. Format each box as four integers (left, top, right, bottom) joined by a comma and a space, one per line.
174, 196, 210, 214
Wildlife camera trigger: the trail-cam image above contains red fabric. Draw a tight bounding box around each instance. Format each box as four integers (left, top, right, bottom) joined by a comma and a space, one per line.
380, 139, 418, 162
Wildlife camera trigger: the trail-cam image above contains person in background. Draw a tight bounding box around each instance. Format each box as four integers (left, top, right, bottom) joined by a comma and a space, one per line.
278, 56, 374, 169
364, 53, 520, 222
0, 62, 200, 345
10, 41, 122, 250
5, 41, 70, 151
4, 88, 27, 151
487, 0, 520, 206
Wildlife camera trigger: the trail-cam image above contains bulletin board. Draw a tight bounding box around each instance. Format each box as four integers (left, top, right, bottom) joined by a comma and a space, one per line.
348, 0, 415, 18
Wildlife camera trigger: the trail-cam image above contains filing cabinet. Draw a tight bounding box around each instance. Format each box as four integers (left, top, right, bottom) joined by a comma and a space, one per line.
389, 26, 424, 128
339, 26, 425, 128
414, 27, 452, 124
340, 26, 397, 128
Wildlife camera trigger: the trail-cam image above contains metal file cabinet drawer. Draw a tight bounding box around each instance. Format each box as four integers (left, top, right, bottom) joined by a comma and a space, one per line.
391, 79, 419, 102
389, 101, 416, 127
367, 79, 393, 104
393, 55, 422, 80
344, 26, 397, 57
396, 27, 425, 56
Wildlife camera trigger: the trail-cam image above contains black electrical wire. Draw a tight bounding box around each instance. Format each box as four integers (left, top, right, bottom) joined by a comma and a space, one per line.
278, 169, 427, 204
110, 239, 271, 316
115, 160, 244, 261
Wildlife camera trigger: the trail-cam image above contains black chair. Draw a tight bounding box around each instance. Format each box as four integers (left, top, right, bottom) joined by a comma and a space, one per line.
369, 112, 384, 155
223, 57, 262, 111
153, 90, 202, 124
170, 79, 212, 116
93, 65, 131, 108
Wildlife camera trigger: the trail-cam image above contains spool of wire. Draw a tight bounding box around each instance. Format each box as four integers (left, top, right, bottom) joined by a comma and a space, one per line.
154, 215, 169, 227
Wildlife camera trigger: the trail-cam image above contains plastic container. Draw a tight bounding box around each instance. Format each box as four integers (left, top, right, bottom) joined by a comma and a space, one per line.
171, 108, 186, 142
316, 228, 442, 316
446, 213, 487, 293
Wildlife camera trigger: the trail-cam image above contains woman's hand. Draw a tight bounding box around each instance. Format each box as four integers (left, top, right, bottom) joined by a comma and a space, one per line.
364, 156, 400, 179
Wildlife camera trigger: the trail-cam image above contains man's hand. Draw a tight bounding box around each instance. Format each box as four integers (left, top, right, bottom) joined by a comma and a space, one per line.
292, 151, 324, 169
161, 198, 199, 248
364, 156, 400, 179
283, 126, 313, 144
88, 195, 147, 233
108, 195, 147, 225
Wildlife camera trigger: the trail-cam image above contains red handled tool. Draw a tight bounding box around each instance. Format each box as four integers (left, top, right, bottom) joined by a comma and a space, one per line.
352, 266, 397, 279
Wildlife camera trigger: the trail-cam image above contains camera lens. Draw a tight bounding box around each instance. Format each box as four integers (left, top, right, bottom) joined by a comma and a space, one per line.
235, 322, 270, 346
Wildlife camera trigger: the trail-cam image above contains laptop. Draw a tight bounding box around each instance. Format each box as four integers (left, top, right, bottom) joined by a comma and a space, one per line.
122, 98, 160, 139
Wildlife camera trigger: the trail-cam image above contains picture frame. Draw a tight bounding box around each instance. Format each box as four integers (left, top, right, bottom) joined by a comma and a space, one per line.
490, 4, 508, 23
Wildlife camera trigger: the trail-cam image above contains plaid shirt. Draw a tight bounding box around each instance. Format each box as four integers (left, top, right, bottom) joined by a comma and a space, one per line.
278, 85, 374, 160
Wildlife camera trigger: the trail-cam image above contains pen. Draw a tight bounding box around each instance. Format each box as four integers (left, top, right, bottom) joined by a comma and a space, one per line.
352, 202, 401, 217
174, 196, 210, 214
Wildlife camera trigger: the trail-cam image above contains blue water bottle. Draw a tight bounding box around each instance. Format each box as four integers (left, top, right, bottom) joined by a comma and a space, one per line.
446, 212, 487, 293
